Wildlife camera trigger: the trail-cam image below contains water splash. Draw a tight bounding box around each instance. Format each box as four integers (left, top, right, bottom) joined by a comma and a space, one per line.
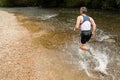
95, 29, 109, 41
77, 48, 93, 77
95, 29, 117, 42
78, 48, 109, 77
93, 51, 108, 75
79, 61, 93, 77
38, 14, 58, 20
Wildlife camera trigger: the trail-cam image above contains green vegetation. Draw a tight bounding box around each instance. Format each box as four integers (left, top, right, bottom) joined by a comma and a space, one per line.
0, 0, 39, 7
0, 0, 120, 9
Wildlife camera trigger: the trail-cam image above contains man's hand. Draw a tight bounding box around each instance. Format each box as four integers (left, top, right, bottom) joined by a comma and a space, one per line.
74, 27, 76, 32
92, 31, 95, 38
90, 17, 96, 38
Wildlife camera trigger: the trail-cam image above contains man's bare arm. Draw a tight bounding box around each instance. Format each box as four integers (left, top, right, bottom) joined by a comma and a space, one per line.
74, 16, 81, 31
90, 17, 96, 36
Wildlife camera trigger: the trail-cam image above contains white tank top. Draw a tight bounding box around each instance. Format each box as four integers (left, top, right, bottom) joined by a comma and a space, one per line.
80, 16, 91, 31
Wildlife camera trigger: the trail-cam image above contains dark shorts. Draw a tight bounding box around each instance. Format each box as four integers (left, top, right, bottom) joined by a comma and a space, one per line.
80, 30, 92, 44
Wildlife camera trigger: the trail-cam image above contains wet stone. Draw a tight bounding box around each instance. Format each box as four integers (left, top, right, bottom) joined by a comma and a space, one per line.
104, 38, 116, 43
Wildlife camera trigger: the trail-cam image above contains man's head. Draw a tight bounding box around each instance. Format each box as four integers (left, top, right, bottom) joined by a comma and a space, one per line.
80, 7, 87, 14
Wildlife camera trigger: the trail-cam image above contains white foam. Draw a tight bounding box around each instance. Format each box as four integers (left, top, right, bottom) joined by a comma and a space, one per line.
78, 47, 109, 77
98, 35, 110, 41
79, 61, 93, 77
38, 14, 58, 20
93, 51, 108, 74
95, 29, 117, 42
78, 48, 93, 77
95, 29, 110, 42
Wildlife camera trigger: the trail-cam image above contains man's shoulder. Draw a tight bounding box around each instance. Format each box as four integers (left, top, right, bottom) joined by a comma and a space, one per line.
88, 16, 92, 18
77, 15, 83, 19
88, 16, 94, 21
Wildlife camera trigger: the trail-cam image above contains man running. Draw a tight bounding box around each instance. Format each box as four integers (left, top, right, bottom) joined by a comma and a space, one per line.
74, 7, 96, 54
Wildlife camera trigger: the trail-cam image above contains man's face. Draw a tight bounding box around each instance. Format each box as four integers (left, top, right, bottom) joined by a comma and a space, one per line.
80, 9, 83, 14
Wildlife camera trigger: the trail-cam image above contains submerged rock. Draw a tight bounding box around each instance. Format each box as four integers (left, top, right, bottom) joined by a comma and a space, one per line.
104, 38, 116, 43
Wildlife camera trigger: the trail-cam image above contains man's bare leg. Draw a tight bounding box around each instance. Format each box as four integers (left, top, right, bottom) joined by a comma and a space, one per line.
80, 44, 93, 55
80, 44, 88, 51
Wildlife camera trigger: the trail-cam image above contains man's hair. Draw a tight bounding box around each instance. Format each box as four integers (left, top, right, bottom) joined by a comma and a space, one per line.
80, 7, 87, 13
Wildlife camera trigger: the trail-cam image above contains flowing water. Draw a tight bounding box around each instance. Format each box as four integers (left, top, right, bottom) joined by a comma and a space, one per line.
0, 7, 120, 80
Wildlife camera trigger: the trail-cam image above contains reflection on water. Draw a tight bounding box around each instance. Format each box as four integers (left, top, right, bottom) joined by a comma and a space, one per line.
1, 7, 120, 80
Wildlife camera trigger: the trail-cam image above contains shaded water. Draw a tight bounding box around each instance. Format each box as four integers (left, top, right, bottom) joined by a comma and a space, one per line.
1, 7, 120, 80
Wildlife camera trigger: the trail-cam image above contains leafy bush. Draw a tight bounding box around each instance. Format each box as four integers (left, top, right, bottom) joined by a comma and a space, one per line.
0, 0, 119, 9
